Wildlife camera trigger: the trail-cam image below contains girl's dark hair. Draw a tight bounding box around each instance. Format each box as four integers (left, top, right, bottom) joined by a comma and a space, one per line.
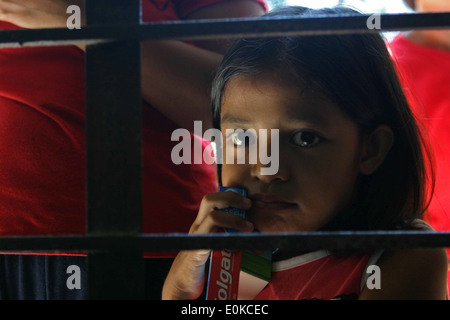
211, 6, 435, 231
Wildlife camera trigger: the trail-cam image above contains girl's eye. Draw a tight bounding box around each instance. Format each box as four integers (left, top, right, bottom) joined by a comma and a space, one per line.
291, 130, 322, 147
228, 130, 256, 147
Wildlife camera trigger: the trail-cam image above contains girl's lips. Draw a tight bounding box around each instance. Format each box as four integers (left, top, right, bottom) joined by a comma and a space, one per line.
252, 201, 297, 210
250, 194, 297, 210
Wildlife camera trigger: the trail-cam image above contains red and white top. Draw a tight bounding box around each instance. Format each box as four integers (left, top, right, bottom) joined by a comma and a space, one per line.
254, 220, 437, 300
254, 250, 381, 300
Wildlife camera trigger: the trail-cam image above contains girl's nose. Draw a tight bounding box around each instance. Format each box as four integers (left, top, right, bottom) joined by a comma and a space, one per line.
250, 130, 289, 184
250, 153, 290, 184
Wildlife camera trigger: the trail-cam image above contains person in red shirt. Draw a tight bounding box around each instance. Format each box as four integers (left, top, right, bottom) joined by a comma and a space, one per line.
0, 0, 267, 299
388, 0, 450, 290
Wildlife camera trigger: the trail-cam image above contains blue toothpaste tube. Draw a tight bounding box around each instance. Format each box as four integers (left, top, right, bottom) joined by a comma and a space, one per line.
218, 186, 247, 233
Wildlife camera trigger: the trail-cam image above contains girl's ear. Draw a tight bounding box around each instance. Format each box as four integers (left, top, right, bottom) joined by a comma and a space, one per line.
359, 125, 394, 175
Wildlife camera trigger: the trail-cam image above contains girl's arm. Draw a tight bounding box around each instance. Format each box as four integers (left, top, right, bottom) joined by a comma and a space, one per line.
0, 0, 265, 133
359, 248, 448, 300
162, 192, 254, 300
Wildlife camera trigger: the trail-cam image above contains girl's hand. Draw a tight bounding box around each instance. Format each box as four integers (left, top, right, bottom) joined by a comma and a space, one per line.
162, 191, 253, 300
0, 0, 85, 29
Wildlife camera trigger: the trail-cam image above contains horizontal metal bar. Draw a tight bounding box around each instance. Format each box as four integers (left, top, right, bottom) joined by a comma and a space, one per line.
0, 231, 449, 253
0, 12, 448, 48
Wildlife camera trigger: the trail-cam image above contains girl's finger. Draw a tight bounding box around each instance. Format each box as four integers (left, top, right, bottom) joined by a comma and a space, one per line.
192, 209, 254, 234
191, 192, 252, 233
196, 191, 252, 219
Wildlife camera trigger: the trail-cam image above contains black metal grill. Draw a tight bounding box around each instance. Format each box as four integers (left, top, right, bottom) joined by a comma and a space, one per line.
0, 0, 449, 299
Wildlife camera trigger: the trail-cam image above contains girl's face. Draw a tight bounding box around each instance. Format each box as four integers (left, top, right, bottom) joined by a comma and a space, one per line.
220, 74, 365, 233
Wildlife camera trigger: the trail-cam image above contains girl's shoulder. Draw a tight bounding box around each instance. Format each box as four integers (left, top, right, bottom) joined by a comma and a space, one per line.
360, 219, 448, 299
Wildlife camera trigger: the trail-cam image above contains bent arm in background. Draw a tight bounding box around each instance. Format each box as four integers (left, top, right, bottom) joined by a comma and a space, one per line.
140, 0, 265, 132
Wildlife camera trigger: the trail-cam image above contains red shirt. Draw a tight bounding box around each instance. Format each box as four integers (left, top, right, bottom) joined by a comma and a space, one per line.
254, 250, 375, 300
0, 0, 266, 257
255, 220, 439, 300
388, 35, 450, 233
388, 34, 450, 288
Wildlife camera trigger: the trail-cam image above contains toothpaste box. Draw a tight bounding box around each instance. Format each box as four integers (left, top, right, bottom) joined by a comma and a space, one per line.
206, 187, 271, 300
205, 249, 242, 300
238, 248, 272, 300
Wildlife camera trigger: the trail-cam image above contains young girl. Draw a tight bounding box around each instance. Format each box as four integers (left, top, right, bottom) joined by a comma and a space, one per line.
162, 6, 448, 300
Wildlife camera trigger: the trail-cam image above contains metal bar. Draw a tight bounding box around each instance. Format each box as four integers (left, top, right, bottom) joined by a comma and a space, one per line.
85, 0, 144, 300
0, 232, 449, 253
0, 12, 448, 48
85, 39, 143, 235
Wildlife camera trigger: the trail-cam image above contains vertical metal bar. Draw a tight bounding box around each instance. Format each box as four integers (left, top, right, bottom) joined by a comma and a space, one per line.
85, 0, 144, 299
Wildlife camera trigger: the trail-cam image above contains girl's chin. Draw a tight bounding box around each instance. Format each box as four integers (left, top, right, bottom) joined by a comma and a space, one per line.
251, 220, 298, 233
248, 212, 302, 233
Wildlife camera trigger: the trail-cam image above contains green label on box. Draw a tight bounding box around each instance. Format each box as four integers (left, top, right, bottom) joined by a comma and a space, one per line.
241, 250, 272, 282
